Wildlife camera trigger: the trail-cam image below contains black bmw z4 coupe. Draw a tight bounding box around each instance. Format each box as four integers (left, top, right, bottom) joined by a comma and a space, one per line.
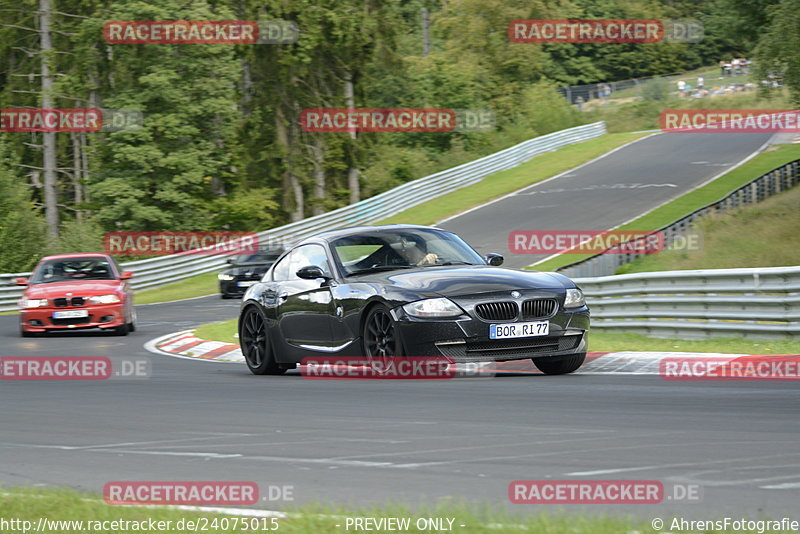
238, 225, 589, 376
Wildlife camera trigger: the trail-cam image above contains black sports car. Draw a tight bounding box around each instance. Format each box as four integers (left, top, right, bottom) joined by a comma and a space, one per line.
218, 249, 284, 299
238, 225, 589, 376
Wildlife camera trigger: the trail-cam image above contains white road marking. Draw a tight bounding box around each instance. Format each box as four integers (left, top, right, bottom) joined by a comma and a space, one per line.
760, 482, 800, 489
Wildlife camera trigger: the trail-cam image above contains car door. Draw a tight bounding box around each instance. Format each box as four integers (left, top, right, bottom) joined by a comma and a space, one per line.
275, 244, 337, 350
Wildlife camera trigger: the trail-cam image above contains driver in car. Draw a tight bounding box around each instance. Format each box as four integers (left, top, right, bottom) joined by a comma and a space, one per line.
402, 239, 439, 266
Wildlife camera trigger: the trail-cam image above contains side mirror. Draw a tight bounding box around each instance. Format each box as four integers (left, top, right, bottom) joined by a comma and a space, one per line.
296, 265, 327, 280
15, 277, 28, 286
120, 271, 134, 280
486, 253, 504, 266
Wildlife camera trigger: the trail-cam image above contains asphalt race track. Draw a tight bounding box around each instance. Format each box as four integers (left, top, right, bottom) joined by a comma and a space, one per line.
1, 130, 798, 521
440, 131, 774, 268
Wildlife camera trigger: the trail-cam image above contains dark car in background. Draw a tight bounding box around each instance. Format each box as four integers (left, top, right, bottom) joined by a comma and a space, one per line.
237, 225, 589, 376
218, 248, 284, 299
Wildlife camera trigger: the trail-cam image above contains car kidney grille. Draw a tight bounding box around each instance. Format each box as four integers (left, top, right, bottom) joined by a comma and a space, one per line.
474, 301, 517, 321
54, 297, 85, 308
522, 298, 557, 319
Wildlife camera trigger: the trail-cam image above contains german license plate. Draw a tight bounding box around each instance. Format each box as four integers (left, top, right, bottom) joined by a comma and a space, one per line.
53, 309, 89, 319
237, 281, 257, 288
489, 321, 548, 339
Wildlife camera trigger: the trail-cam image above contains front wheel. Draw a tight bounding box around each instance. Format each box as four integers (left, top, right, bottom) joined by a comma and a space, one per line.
362, 304, 404, 369
127, 308, 137, 332
239, 306, 285, 375
532, 353, 586, 375
112, 322, 129, 336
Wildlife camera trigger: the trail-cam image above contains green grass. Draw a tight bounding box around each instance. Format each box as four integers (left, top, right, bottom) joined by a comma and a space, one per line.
589, 331, 800, 355
531, 144, 800, 272
618, 180, 800, 273
4, 486, 798, 534
133, 271, 219, 305
194, 317, 238, 344
377, 131, 649, 226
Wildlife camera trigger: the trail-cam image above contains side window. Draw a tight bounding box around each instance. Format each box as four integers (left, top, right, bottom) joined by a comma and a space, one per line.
288, 245, 331, 279
271, 254, 292, 281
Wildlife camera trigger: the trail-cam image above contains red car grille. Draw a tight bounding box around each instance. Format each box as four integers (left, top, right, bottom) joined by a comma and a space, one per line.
54, 297, 86, 307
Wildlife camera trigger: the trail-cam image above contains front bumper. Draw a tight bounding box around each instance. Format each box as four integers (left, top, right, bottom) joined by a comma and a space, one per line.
20, 303, 126, 332
392, 300, 589, 362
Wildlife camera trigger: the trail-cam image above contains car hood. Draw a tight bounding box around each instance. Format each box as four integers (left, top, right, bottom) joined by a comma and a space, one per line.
25, 280, 123, 298
351, 266, 569, 298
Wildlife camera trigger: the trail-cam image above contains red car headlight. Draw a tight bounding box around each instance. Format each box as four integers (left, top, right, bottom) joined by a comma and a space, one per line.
20, 298, 48, 309
88, 294, 121, 304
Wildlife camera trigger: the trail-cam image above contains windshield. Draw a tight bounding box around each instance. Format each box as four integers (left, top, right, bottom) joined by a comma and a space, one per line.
332, 229, 485, 275
29, 257, 116, 284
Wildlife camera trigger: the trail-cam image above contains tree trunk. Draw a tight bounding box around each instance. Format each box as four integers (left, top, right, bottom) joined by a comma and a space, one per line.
71, 132, 83, 223
311, 137, 326, 216
343, 71, 360, 204
275, 105, 304, 222
40, 0, 59, 242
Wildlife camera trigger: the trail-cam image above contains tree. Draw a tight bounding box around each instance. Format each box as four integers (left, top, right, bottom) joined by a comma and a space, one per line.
754, 0, 800, 105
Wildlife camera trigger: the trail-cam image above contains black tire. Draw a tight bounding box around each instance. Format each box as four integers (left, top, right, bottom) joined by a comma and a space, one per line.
239, 306, 285, 375
112, 322, 129, 336
128, 308, 137, 332
20, 328, 38, 338
532, 353, 586, 375
362, 304, 404, 369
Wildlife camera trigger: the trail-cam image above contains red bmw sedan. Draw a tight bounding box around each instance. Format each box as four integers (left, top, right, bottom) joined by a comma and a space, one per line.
17, 253, 136, 337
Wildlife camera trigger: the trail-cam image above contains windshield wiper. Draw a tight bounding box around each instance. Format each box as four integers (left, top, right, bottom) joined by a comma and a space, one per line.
346, 265, 415, 276
419, 261, 474, 266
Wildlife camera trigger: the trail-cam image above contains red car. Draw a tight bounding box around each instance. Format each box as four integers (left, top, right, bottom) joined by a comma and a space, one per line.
17, 253, 136, 337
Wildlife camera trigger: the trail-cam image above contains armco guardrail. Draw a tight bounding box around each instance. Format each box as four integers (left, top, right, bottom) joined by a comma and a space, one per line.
0, 121, 606, 312
558, 158, 800, 278
575, 266, 800, 340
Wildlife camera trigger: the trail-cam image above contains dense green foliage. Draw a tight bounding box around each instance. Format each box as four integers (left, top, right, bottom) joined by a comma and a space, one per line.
0, 0, 794, 270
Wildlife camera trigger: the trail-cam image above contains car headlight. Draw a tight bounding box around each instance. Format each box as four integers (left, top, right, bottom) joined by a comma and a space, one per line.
402, 298, 464, 318
564, 288, 585, 308
218, 273, 235, 281
20, 298, 48, 309
88, 294, 121, 304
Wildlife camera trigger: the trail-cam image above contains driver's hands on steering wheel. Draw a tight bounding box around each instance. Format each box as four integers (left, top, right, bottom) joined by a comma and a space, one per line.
416, 253, 439, 266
